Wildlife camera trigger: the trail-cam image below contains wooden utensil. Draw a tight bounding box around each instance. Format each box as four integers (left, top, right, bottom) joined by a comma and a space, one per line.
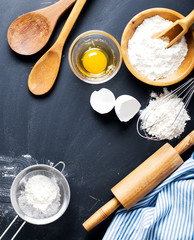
28, 0, 87, 95
7, 0, 76, 55
121, 8, 194, 86
155, 9, 194, 48
83, 130, 194, 231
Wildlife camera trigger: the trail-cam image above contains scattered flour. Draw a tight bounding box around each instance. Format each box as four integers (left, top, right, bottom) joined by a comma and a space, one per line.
140, 88, 190, 140
128, 15, 188, 80
18, 175, 61, 219
22, 154, 32, 159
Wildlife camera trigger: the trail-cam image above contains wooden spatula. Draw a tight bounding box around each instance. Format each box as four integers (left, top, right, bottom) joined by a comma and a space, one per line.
155, 9, 194, 48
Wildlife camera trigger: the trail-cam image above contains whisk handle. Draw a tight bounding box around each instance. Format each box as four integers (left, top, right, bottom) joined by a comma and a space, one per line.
174, 130, 194, 155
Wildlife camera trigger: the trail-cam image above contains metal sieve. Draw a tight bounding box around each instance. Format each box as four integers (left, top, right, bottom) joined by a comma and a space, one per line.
0, 161, 70, 240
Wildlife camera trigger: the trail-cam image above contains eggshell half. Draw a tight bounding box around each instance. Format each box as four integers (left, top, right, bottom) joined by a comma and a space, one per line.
90, 88, 115, 114
115, 95, 141, 122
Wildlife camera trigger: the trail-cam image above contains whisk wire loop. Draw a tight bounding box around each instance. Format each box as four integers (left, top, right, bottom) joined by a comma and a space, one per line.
137, 78, 194, 141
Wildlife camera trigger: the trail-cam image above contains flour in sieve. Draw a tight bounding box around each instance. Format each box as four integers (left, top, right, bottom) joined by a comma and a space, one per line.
140, 88, 191, 140
128, 15, 188, 80
18, 175, 61, 219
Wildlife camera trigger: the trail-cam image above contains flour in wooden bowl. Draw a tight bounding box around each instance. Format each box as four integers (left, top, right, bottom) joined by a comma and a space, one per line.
128, 15, 188, 80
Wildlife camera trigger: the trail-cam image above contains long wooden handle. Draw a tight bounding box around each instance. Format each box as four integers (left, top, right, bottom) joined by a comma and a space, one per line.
156, 10, 194, 48
82, 197, 121, 232
55, 0, 87, 48
38, 0, 76, 22
181, 9, 194, 29
175, 130, 194, 154
83, 130, 194, 231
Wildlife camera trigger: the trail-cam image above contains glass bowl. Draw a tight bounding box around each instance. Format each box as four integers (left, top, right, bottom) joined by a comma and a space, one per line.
68, 30, 122, 84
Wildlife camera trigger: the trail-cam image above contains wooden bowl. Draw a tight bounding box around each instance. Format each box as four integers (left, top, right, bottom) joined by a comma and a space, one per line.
121, 8, 194, 86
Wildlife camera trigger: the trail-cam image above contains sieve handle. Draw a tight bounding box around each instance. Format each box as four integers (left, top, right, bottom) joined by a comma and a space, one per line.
11, 221, 26, 240
54, 161, 66, 172
0, 215, 26, 240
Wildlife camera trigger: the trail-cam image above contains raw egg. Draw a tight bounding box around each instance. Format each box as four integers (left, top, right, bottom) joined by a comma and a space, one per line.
82, 48, 108, 74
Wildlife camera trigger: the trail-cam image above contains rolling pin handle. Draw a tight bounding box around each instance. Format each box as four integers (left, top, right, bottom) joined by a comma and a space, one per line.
82, 197, 121, 231
83, 130, 194, 231
175, 130, 194, 155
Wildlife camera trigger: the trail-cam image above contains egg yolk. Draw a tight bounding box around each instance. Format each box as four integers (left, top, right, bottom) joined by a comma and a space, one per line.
82, 48, 107, 74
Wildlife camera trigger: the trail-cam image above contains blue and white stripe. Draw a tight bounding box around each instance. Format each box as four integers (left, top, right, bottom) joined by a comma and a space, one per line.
103, 152, 194, 240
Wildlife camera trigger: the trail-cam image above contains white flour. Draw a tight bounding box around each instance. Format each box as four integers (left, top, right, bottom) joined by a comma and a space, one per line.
140, 88, 190, 140
128, 15, 188, 80
18, 175, 61, 218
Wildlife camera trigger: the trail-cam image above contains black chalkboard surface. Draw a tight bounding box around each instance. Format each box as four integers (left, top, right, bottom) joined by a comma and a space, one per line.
0, 0, 193, 239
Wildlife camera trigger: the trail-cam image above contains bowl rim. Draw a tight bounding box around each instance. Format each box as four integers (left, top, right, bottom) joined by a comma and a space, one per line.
10, 164, 71, 225
68, 30, 122, 84
121, 8, 194, 86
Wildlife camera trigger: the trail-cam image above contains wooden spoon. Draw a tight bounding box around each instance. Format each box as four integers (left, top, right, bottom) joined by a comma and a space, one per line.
7, 0, 76, 55
155, 9, 194, 48
28, 0, 87, 95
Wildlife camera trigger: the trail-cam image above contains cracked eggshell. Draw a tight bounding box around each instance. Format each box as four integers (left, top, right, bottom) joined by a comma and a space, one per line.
115, 95, 141, 122
90, 88, 115, 114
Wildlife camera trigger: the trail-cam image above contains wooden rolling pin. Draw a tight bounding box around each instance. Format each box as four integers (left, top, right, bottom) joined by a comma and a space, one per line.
83, 130, 194, 231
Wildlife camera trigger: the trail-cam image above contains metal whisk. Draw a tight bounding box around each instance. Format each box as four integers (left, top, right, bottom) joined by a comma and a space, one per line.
137, 77, 194, 141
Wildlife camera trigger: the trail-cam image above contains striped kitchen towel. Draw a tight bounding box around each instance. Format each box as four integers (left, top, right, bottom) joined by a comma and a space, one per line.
103, 152, 194, 240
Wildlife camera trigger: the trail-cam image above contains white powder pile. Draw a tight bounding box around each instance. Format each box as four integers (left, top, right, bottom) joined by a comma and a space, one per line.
140, 88, 190, 140
128, 15, 188, 80
18, 175, 61, 219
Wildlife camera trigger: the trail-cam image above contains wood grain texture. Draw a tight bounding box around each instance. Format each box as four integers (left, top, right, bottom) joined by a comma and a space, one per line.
156, 9, 194, 48
83, 131, 194, 231
83, 197, 121, 231
1, 0, 194, 238
7, 0, 76, 55
111, 143, 183, 209
28, 0, 87, 95
121, 8, 194, 86
174, 130, 194, 154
